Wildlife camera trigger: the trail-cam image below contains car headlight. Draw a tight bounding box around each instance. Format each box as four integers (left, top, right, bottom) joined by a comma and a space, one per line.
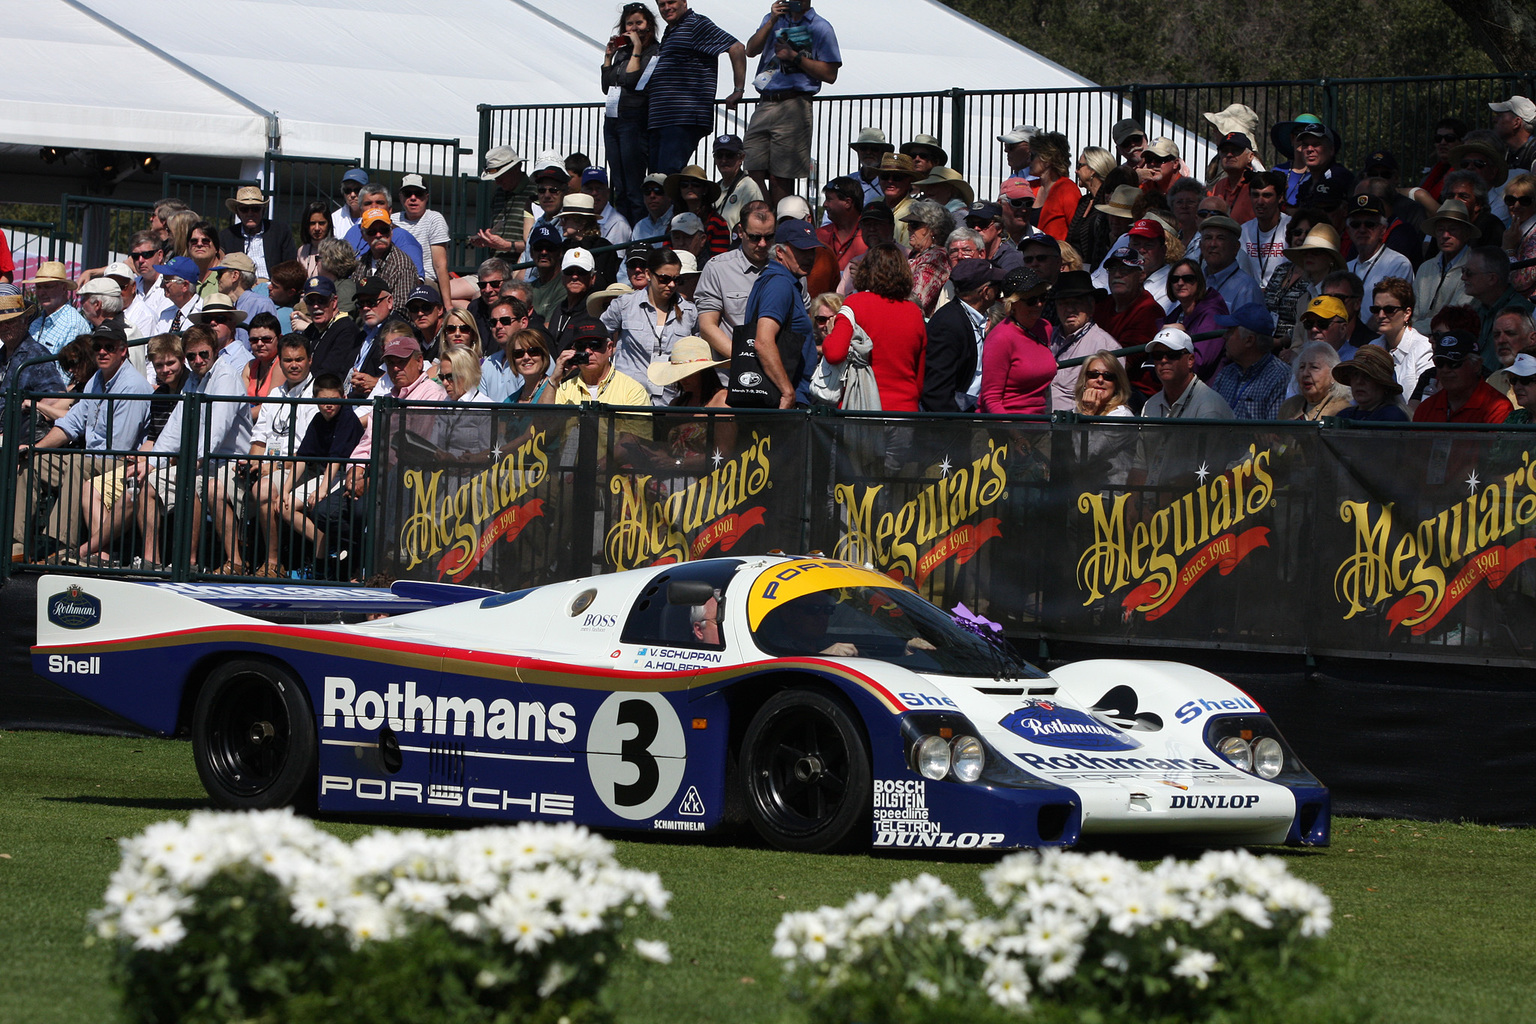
916, 735, 951, 780
1251, 737, 1283, 779
950, 735, 984, 782
1216, 735, 1252, 772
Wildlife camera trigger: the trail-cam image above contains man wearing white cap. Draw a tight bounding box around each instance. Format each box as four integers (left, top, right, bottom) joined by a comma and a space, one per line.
633, 173, 674, 243
1142, 326, 1234, 420
472, 147, 536, 256
22, 262, 90, 355
999, 125, 1040, 176
393, 173, 452, 295
1491, 96, 1536, 174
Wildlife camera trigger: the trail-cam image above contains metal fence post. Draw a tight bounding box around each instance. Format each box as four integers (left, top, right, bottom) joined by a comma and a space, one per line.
949, 87, 967, 175
1128, 83, 1145, 126
570, 405, 599, 578
171, 393, 201, 581
365, 397, 394, 583
1321, 80, 1339, 135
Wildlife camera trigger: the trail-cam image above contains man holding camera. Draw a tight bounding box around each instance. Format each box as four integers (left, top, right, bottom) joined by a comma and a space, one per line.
542, 321, 650, 407
743, 0, 841, 207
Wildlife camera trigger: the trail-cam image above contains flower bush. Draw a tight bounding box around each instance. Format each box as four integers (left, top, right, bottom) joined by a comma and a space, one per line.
92, 810, 670, 1024
774, 848, 1340, 1024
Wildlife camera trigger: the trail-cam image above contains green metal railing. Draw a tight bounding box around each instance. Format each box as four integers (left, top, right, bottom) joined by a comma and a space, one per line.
57, 195, 154, 271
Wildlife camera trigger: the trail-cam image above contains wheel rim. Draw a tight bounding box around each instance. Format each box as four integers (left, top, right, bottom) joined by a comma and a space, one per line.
205, 673, 291, 797
750, 705, 852, 835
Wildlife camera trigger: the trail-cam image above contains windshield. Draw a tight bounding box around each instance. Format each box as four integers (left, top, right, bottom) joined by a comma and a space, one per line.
749, 570, 1045, 679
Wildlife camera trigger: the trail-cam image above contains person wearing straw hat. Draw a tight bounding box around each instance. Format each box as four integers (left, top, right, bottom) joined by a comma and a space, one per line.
1204, 104, 1264, 163
912, 167, 974, 229
1413, 199, 1478, 332
648, 335, 728, 406
21, 261, 90, 355
1332, 344, 1409, 421
876, 154, 920, 244
845, 127, 894, 207
1277, 221, 1346, 349
211, 251, 278, 344
0, 285, 63, 434
899, 135, 947, 178
602, 247, 698, 404
218, 185, 297, 281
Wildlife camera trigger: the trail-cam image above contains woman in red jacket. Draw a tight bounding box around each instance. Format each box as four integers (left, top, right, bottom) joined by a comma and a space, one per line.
979, 267, 1055, 414
1030, 132, 1083, 241
823, 243, 926, 411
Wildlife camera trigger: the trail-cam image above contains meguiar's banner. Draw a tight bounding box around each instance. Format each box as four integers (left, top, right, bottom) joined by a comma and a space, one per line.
376, 406, 1536, 666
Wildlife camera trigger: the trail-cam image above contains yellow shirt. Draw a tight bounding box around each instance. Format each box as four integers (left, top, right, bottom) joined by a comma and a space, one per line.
554, 364, 652, 442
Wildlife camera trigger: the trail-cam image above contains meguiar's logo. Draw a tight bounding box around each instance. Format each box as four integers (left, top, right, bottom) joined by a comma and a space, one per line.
399, 430, 550, 580
1334, 452, 1536, 635
605, 432, 772, 571
47, 584, 101, 629
833, 441, 1007, 584
1076, 445, 1274, 619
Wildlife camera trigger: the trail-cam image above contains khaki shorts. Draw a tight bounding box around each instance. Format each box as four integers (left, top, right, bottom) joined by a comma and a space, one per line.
744, 94, 813, 179
141, 457, 247, 516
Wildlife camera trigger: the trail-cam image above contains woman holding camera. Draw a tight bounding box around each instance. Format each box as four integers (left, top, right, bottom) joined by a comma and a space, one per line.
601, 3, 660, 223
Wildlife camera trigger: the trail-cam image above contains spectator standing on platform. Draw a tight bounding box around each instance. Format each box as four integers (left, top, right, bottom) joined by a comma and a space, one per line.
646, 0, 746, 176
22, 262, 90, 355
743, 0, 840, 207
218, 186, 297, 281
601, 3, 661, 223
392, 174, 452, 295
1413, 331, 1512, 423
1210, 304, 1287, 420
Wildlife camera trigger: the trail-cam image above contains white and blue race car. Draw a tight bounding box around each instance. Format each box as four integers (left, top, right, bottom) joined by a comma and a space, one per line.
33, 557, 1329, 853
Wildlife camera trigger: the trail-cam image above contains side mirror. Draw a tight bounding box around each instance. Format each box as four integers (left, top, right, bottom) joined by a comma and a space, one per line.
667, 580, 716, 606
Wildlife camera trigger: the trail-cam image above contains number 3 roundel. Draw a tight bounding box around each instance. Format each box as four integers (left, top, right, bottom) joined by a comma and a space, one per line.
586, 692, 687, 819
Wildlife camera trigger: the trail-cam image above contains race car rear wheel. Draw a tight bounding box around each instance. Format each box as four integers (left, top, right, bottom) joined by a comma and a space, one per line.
741, 688, 871, 852
192, 659, 316, 809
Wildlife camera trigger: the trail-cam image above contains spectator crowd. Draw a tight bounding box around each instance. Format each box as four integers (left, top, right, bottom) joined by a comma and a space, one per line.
3, 0, 1536, 579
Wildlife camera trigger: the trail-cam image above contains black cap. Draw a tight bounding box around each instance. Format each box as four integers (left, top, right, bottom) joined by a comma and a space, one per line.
1000, 266, 1046, 298
859, 203, 895, 225
567, 317, 609, 348
948, 259, 1004, 292
1433, 331, 1480, 360
355, 276, 391, 298
966, 200, 1002, 223
1051, 269, 1106, 301
1364, 150, 1398, 174
91, 324, 128, 344
1219, 131, 1254, 151
823, 176, 864, 206
1347, 194, 1390, 220
1307, 177, 1348, 211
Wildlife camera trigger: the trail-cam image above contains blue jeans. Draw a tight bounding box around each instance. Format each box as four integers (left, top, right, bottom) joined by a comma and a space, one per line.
606, 115, 650, 224
648, 124, 709, 177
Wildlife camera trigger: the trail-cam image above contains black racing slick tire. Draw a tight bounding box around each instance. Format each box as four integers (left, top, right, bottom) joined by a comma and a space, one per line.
740, 688, 872, 853
192, 659, 317, 809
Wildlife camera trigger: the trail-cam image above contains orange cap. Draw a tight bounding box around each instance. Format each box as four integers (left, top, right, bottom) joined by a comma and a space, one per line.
361, 208, 392, 230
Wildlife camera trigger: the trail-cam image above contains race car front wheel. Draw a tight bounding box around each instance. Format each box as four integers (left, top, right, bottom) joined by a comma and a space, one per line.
192, 659, 317, 809
741, 688, 871, 853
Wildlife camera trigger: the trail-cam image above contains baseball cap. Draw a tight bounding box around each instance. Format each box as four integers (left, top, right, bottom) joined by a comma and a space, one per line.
948, 259, 1003, 292
1433, 331, 1481, 360
151, 255, 200, 283
1111, 119, 1145, 147
1346, 194, 1390, 221
567, 318, 609, 347
859, 203, 895, 225
562, 248, 596, 273
777, 196, 812, 222
823, 176, 863, 204
1304, 295, 1349, 321
528, 224, 563, 250
303, 275, 336, 298
713, 133, 745, 154
1307, 176, 1348, 210
1145, 138, 1180, 159
383, 334, 421, 359
406, 284, 442, 308
998, 124, 1040, 146
1127, 218, 1163, 240
670, 212, 705, 235
78, 278, 120, 298
1215, 303, 1276, 335
1489, 96, 1536, 122
1507, 352, 1536, 378
625, 248, 651, 267
360, 208, 392, 230
212, 252, 257, 274
581, 167, 609, 186
400, 173, 428, 193
1019, 231, 1059, 252
966, 200, 1002, 223
91, 324, 128, 345
1000, 177, 1035, 202
1104, 245, 1144, 269
355, 276, 391, 299
341, 168, 370, 186
1363, 150, 1398, 174
1218, 131, 1253, 152
1147, 326, 1194, 353
774, 220, 822, 250
103, 261, 136, 283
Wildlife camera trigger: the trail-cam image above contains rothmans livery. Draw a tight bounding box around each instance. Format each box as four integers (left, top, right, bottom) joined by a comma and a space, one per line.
33, 558, 1329, 853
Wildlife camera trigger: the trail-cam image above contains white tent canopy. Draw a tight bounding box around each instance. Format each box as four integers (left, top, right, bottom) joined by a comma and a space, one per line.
10, 0, 1104, 162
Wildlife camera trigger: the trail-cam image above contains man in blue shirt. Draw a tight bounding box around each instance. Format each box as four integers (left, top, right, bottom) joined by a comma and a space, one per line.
743, 0, 842, 207
646, 0, 746, 176
740, 220, 821, 408
21, 261, 91, 356
12, 327, 151, 561
342, 184, 425, 276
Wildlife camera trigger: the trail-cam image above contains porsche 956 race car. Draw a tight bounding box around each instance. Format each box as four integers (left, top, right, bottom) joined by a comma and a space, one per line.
33, 557, 1329, 853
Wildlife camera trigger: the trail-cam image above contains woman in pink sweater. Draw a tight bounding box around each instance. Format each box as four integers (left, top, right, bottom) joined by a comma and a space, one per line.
823, 243, 927, 411
979, 266, 1056, 414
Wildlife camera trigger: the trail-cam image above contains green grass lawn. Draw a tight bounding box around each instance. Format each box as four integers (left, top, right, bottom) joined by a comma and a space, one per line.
3, 730, 1534, 1024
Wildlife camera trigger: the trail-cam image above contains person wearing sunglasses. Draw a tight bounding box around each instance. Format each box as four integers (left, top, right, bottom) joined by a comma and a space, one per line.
294, 275, 357, 382
1460, 246, 1534, 373
601, 247, 697, 405
350, 209, 420, 311
1419, 119, 1469, 202
632, 172, 675, 245
1094, 246, 1165, 396
1162, 259, 1228, 379
477, 297, 533, 402
876, 153, 919, 244
1500, 352, 1536, 424
1142, 325, 1234, 422
1503, 173, 1536, 299
1449, 132, 1513, 226
1136, 138, 1185, 195
217, 186, 296, 283
976, 265, 1055, 415
118, 229, 173, 338
1412, 331, 1512, 423
1365, 276, 1432, 396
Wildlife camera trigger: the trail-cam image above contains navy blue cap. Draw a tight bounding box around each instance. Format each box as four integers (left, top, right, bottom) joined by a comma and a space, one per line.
406, 283, 442, 307
774, 220, 822, 250
302, 275, 336, 298
528, 223, 563, 250
966, 200, 1002, 223
1215, 303, 1276, 335
1104, 245, 1144, 268
581, 167, 608, 186
949, 259, 1004, 292
342, 168, 369, 186
1019, 231, 1059, 252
